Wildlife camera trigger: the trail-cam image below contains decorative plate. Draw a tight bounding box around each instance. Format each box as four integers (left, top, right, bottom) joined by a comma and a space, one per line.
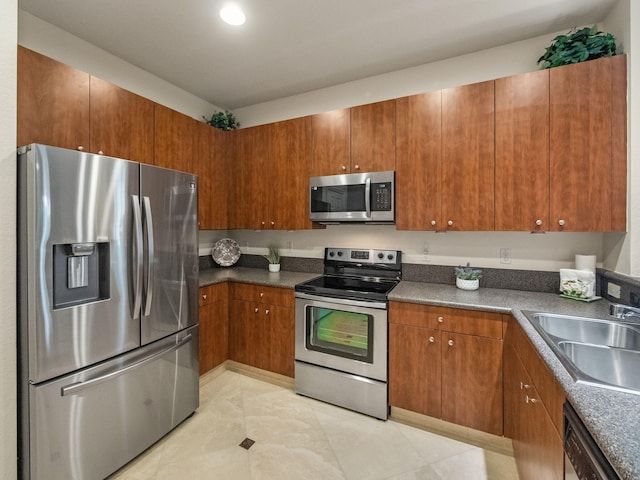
212, 238, 241, 267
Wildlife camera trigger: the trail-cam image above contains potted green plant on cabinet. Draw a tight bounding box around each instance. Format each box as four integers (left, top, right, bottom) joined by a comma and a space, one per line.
538, 25, 617, 69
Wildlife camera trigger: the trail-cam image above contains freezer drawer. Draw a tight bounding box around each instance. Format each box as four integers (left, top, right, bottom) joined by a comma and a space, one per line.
21, 326, 199, 480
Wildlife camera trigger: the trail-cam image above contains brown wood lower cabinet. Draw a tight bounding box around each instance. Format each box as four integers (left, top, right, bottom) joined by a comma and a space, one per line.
229, 284, 295, 377
199, 283, 229, 375
504, 316, 565, 480
389, 301, 504, 435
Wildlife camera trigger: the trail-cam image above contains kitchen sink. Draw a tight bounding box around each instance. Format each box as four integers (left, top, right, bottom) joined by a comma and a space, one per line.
528, 312, 640, 350
557, 341, 640, 393
522, 311, 640, 394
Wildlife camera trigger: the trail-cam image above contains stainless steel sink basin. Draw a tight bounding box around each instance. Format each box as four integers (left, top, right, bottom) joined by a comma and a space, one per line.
522, 311, 640, 395
557, 341, 640, 393
528, 313, 640, 350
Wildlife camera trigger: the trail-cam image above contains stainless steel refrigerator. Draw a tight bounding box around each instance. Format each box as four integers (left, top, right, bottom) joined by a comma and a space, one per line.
17, 144, 200, 480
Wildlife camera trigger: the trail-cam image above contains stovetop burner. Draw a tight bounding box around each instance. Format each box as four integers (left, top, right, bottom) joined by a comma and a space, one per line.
295, 247, 402, 302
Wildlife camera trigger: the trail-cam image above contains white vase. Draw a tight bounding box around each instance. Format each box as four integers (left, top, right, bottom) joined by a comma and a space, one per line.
456, 278, 479, 290
268, 263, 281, 273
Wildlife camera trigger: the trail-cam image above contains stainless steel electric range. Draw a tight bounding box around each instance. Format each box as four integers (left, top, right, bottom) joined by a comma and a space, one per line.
294, 247, 402, 420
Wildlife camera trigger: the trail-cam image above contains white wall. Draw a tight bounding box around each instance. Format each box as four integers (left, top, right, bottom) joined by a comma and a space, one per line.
18, 10, 222, 121
1, 0, 18, 478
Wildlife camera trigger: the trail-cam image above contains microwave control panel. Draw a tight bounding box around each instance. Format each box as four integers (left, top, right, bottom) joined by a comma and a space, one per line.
372, 182, 392, 211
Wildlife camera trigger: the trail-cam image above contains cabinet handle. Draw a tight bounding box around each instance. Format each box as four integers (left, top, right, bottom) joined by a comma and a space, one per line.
437, 316, 444, 323
535, 219, 542, 226
254, 307, 259, 313
259, 292, 264, 298
354, 164, 360, 170
431, 220, 436, 226
447, 220, 453, 226
525, 395, 538, 404
265, 309, 270, 315
261, 221, 265, 226
271, 221, 275, 226
428, 336, 435, 343
558, 219, 565, 226
520, 382, 531, 390
341, 165, 347, 171
447, 339, 454, 347
77, 146, 84, 151
202, 294, 207, 301
98, 150, 104, 155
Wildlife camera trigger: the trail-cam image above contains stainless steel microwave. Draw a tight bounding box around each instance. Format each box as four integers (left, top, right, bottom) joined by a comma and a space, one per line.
309, 170, 395, 223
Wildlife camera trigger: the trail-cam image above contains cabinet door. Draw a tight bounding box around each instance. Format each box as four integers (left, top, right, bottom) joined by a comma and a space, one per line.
268, 117, 312, 230
229, 300, 270, 369
495, 70, 550, 232
310, 109, 351, 176
550, 56, 617, 232
199, 284, 229, 375
395, 92, 442, 230
389, 324, 441, 418
351, 100, 396, 173
441, 81, 495, 231
230, 126, 270, 229
269, 305, 295, 377
194, 122, 228, 230
89, 77, 154, 163
441, 332, 503, 435
154, 104, 193, 172
505, 345, 562, 480
17, 46, 90, 150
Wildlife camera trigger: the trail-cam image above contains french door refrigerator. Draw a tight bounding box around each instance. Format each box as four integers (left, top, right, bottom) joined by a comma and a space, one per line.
17, 144, 200, 480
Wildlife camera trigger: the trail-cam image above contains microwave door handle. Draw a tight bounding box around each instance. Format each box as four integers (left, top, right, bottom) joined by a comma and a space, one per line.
365, 177, 372, 218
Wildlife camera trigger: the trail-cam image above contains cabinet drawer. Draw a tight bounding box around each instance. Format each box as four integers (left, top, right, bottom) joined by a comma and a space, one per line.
390, 302, 503, 339
231, 282, 294, 307
199, 283, 228, 307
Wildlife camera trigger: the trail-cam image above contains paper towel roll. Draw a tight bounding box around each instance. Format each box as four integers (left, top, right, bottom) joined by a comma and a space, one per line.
575, 254, 596, 273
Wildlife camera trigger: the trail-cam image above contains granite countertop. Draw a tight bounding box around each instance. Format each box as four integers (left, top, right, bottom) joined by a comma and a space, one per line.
390, 281, 640, 480
198, 268, 639, 479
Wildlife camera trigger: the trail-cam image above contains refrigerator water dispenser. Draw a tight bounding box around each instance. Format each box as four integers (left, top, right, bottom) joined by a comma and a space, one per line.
53, 242, 110, 309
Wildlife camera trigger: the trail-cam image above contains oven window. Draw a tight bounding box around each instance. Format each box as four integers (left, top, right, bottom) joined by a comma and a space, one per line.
305, 305, 374, 362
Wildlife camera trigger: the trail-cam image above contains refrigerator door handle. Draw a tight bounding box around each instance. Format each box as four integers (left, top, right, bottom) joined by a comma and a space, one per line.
60, 333, 193, 396
142, 196, 155, 316
131, 195, 143, 316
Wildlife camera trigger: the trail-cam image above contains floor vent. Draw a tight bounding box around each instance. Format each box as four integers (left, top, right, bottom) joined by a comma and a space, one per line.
239, 438, 255, 450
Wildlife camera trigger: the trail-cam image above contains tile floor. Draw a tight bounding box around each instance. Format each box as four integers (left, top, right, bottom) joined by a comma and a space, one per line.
109, 370, 519, 480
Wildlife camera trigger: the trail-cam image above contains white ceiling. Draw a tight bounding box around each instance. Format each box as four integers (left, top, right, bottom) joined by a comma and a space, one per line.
19, 0, 618, 110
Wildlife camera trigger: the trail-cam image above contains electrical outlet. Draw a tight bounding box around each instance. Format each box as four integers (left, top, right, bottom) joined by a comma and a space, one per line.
630, 291, 639, 307
423, 242, 430, 262
500, 248, 512, 264
286, 241, 293, 252
607, 282, 621, 299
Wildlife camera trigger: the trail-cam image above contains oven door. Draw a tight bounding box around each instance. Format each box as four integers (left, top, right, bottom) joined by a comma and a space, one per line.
295, 292, 387, 381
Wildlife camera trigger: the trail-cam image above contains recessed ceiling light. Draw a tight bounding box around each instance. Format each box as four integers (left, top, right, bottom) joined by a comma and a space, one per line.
220, 4, 246, 26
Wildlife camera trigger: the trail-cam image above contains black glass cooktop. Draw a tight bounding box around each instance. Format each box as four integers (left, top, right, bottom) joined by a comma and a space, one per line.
295, 274, 399, 302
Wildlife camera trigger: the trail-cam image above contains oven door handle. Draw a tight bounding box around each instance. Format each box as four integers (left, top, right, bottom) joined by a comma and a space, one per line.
295, 291, 387, 310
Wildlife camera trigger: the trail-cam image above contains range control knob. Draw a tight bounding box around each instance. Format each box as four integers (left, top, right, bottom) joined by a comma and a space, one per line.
337, 251, 343, 257
387, 254, 394, 261
378, 252, 384, 259
329, 251, 335, 257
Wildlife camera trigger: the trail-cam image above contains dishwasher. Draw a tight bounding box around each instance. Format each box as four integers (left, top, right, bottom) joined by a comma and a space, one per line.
564, 402, 619, 479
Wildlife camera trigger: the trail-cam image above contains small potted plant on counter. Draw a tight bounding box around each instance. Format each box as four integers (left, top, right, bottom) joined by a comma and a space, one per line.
454, 263, 482, 290
263, 245, 281, 272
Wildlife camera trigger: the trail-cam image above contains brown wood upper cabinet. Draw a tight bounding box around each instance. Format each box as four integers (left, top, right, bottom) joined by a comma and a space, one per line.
495, 70, 550, 232
396, 82, 494, 231
230, 118, 311, 230
154, 104, 194, 172
310, 100, 395, 176
549, 55, 627, 232
18, 46, 154, 163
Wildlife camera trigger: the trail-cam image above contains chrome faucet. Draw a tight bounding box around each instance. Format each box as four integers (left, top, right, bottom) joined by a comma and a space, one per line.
609, 303, 640, 323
